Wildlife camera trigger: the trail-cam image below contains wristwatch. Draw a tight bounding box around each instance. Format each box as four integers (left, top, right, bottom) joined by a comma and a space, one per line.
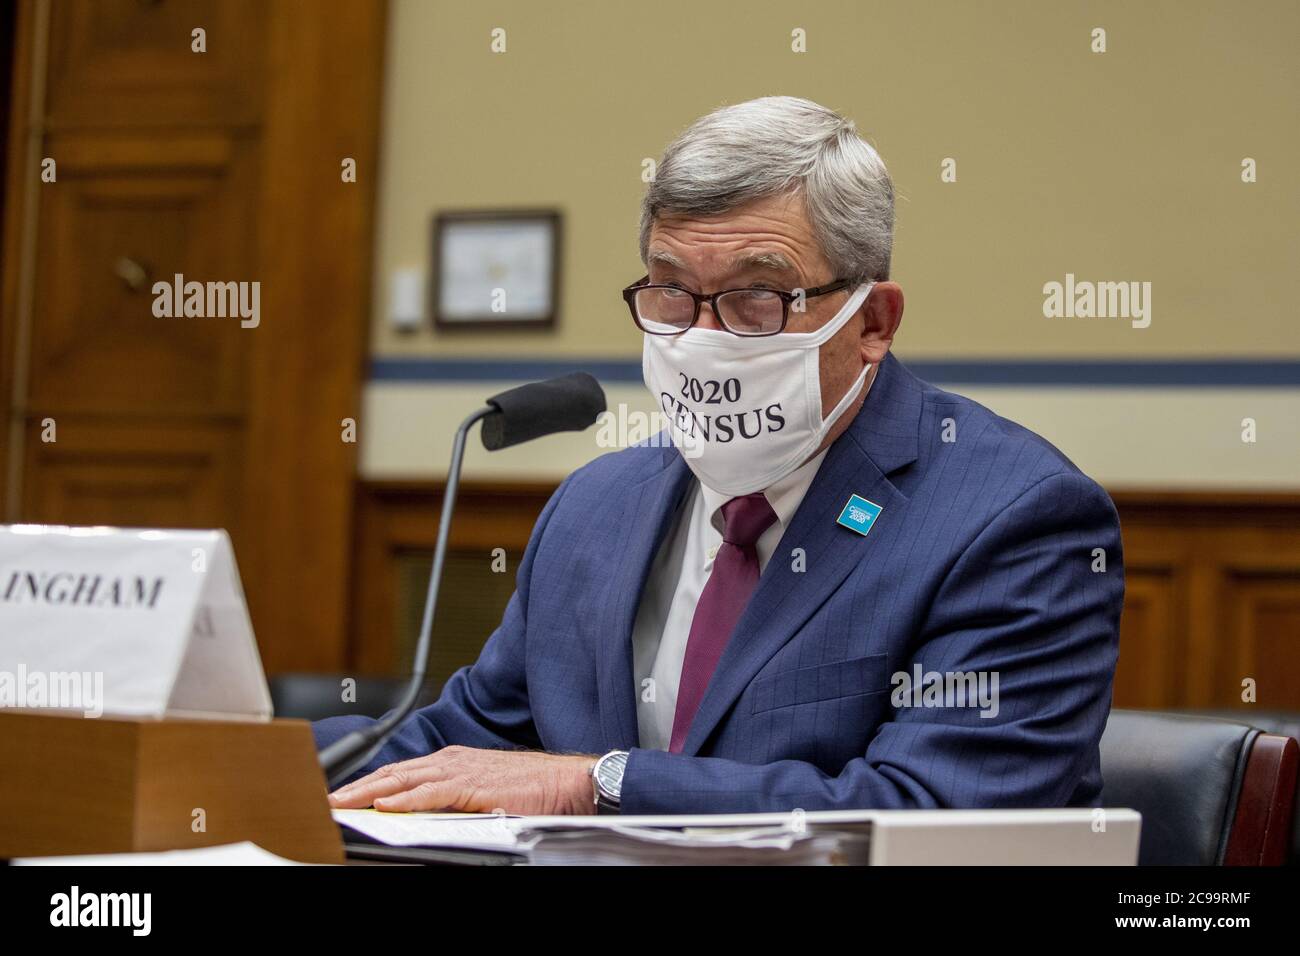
590, 750, 629, 814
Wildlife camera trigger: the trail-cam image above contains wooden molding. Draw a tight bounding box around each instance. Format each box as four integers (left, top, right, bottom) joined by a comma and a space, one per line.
349, 479, 553, 673
235, 0, 387, 674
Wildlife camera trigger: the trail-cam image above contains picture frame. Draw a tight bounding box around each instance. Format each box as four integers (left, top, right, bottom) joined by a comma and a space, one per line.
430, 209, 562, 330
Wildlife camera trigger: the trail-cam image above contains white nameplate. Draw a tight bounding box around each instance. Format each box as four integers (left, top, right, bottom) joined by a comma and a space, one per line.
0, 525, 272, 720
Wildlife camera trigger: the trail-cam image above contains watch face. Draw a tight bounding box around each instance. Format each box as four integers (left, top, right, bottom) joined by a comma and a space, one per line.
596, 751, 628, 798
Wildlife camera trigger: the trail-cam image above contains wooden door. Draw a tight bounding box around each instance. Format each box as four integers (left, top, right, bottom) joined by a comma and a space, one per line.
1, 0, 387, 673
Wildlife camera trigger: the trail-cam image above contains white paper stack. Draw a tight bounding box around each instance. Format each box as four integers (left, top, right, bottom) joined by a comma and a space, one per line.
332, 808, 871, 864
522, 824, 871, 866
330, 807, 1141, 866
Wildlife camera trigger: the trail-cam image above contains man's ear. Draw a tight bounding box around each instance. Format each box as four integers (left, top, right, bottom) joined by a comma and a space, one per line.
860, 282, 903, 364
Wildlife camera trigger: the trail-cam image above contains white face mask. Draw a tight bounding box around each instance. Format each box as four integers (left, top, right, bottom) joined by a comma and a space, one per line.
642, 282, 875, 496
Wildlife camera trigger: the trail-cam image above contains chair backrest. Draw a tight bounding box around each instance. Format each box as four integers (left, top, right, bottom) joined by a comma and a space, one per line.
1100, 709, 1297, 865
268, 673, 440, 722
1174, 709, 1300, 866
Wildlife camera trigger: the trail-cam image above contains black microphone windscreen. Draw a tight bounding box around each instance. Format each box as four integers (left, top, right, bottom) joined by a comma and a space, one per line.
480, 372, 607, 451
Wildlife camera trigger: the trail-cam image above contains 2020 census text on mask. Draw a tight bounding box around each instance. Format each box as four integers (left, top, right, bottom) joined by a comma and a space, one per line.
641, 281, 875, 496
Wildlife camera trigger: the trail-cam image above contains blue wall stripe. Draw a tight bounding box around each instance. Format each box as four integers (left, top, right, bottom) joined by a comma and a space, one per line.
372, 357, 646, 383
369, 357, 1300, 388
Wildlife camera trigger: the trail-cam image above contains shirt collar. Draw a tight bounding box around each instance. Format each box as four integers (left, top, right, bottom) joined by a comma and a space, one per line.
700, 447, 830, 537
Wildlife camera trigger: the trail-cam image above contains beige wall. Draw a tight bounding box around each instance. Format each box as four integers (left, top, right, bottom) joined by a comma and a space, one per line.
372, 0, 1298, 358
363, 0, 1299, 485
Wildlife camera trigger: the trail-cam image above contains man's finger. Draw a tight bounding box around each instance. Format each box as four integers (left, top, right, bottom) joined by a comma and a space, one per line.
372, 780, 459, 813
329, 762, 440, 808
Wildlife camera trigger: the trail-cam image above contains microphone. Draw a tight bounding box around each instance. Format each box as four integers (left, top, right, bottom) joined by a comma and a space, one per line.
480, 372, 607, 451
317, 373, 607, 789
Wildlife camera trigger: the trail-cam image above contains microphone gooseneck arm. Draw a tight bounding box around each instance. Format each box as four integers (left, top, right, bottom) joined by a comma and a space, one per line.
318, 404, 492, 790
317, 372, 605, 791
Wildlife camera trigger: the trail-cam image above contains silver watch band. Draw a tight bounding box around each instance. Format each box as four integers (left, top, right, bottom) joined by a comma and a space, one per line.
591, 749, 629, 813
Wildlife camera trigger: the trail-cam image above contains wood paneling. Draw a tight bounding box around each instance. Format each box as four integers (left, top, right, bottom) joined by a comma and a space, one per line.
0, 0, 39, 520
350, 481, 552, 675
1111, 561, 1183, 708
237, 0, 387, 672
1223, 575, 1300, 707
350, 483, 1300, 715
44, 0, 265, 130
1113, 491, 1300, 711
30, 131, 254, 415
22, 418, 243, 535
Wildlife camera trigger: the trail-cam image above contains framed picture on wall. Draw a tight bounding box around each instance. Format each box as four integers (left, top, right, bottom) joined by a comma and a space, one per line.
430, 209, 562, 329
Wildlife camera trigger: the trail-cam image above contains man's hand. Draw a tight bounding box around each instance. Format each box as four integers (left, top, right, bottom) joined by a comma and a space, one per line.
327, 746, 599, 815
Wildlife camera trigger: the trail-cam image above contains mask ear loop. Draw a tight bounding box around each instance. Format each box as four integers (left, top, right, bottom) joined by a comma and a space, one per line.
781, 284, 875, 476
811, 281, 875, 432
785, 280, 869, 443
819, 358, 874, 431
804, 281, 874, 347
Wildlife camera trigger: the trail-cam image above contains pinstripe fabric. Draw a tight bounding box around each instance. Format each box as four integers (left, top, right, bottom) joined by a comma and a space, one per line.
313, 353, 1124, 812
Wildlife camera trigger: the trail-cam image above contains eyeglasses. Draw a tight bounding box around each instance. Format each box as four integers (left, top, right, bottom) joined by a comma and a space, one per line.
622, 274, 854, 337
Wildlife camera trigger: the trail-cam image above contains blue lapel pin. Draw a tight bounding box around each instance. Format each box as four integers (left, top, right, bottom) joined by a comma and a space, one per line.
836, 494, 883, 536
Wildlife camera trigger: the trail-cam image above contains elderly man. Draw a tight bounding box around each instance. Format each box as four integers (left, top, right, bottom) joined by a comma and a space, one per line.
319, 96, 1123, 816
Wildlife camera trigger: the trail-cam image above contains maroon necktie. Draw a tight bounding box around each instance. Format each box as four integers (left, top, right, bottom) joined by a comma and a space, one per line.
668, 492, 778, 753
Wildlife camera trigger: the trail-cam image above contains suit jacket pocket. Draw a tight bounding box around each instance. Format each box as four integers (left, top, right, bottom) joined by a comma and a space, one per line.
749, 653, 890, 714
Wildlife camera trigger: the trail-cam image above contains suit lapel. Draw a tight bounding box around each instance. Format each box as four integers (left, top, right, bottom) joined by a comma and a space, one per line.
679, 354, 925, 755
595, 448, 693, 749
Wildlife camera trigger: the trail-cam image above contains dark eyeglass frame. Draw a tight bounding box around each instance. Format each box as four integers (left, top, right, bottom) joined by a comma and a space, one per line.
621, 274, 854, 337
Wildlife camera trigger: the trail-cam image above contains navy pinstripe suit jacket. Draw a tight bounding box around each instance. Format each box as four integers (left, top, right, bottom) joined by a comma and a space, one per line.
314, 353, 1124, 812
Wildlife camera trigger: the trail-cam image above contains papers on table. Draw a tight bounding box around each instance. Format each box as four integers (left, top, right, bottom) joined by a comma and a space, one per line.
331, 809, 525, 853
332, 808, 871, 865
13, 842, 304, 866
526, 824, 870, 866
331, 808, 1142, 865
11, 809, 1140, 865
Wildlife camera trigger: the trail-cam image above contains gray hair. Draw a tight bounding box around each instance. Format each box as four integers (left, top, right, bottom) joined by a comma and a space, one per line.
638, 96, 895, 283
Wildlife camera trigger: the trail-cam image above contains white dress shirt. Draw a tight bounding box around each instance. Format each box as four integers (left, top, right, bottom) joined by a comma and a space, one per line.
630, 449, 829, 751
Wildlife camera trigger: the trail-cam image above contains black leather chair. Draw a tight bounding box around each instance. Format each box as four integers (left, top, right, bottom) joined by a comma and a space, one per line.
1099, 709, 1297, 865
1173, 709, 1300, 866
269, 673, 441, 723
1186, 710, 1300, 745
